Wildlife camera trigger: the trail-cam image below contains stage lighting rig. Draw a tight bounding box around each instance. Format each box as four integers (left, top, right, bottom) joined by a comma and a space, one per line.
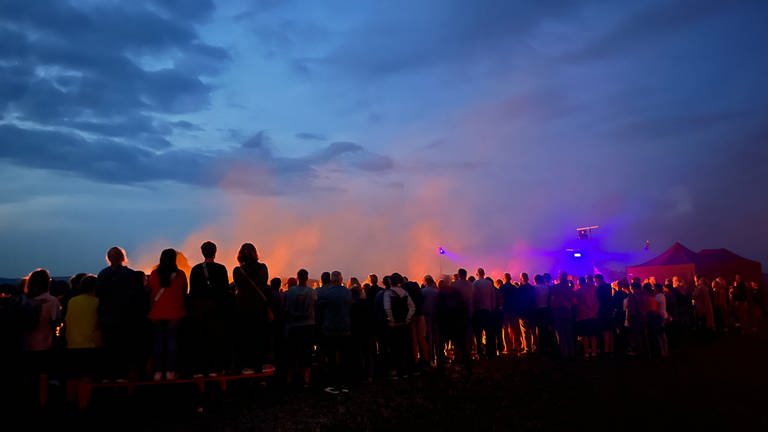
576, 225, 599, 240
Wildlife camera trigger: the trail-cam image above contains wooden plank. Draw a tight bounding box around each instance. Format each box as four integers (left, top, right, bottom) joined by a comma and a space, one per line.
74, 371, 276, 409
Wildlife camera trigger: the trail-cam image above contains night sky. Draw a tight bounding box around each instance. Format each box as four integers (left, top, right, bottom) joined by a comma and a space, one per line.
1, 0, 766, 279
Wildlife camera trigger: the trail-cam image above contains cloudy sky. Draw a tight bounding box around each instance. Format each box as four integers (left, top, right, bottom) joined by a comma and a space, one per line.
1, 0, 766, 279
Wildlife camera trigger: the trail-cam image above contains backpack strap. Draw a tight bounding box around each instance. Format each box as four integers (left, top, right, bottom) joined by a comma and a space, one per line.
202, 262, 213, 289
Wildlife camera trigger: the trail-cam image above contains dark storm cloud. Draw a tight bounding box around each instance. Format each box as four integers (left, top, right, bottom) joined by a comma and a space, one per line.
564, 0, 755, 63
150, 0, 216, 21
0, 0, 223, 151
295, 132, 327, 141
0, 125, 393, 194
282, 1, 584, 76
172, 120, 205, 132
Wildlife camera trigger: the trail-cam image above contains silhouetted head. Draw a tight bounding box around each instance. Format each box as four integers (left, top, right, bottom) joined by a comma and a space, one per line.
158, 248, 179, 288
69, 272, 88, 292
80, 274, 98, 294
534, 274, 544, 285
558, 271, 569, 284
297, 268, 309, 285
457, 268, 467, 280
595, 274, 605, 283
504, 273, 511, 283
369, 274, 379, 286
159, 248, 177, 269
321, 271, 331, 286
423, 275, 435, 287
25, 268, 51, 297
390, 272, 404, 287
643, 282, 653, 295
578, 276, 587, 287
476, 268, 485, 278
349, 277, 361, 289
201, 241, 217, 260
630, 281, 642, 292
520, 272, 529, 283
350, 285, 362, 301
237, 243, 259, 265
331, 271, 343, 286
383, 275, 391, 288
106, 246, 126, 266
270, 278, 281, 292
286, 277, 298, 288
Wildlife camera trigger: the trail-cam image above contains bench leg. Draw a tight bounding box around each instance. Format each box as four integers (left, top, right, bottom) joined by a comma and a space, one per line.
39, 373, 48, 407
78, 379, 93, 410
66, 378, 79, 404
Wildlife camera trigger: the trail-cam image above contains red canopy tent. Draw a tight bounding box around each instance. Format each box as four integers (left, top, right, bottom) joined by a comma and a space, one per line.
627, 242, 699, 283
695, 248, 763, 284
627, 242, 764, 284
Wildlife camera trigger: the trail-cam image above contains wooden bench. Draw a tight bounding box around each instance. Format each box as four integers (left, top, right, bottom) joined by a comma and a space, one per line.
71, 371, 276, 409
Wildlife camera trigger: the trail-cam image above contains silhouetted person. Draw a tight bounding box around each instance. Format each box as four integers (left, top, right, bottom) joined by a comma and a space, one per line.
383, 272, 415, 378
404, 277, 428, 369
436, 275, 469, 373
0, 281, 42, 411
550, 271, 575, 359
472, 268, 496, 360
532, 274, 552, 355
451, 268, 474, 363
187, 241, 229, 377
625, 281, 650, 356
318, 271, 352, 393
283, 269, 317, 388
732, 274, 748, 331
422, 275, 439, 366
232, 243, 271, 374
97, 246, 148, 381
517, 272, 536, 355
595, 274, 614, 356
64, 274, 103, 380
148, 248, 187, 381
23, 268, 61, 404
267, 277, 282, 370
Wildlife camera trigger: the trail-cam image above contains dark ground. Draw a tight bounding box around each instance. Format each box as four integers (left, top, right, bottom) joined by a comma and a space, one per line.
26, 328, 768, 432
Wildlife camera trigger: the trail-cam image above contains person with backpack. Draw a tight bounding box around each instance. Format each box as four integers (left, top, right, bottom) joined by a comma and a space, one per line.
187, 241, 229, 378
383, 273, 415, 378
283, 269, 317, 389
232, 243, 271, 375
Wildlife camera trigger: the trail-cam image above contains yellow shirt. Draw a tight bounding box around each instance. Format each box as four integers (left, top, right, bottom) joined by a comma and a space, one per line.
65, 294, 102, 349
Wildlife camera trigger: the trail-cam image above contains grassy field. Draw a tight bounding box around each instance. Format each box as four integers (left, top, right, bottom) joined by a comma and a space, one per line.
32, 327, 768, 431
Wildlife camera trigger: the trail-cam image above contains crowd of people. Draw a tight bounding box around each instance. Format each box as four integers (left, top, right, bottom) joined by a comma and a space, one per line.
0, 241, 765, 405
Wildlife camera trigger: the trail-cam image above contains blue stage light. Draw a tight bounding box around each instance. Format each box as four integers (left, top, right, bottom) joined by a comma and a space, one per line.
573, 252, 582, 258
438, 247, 446, 255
